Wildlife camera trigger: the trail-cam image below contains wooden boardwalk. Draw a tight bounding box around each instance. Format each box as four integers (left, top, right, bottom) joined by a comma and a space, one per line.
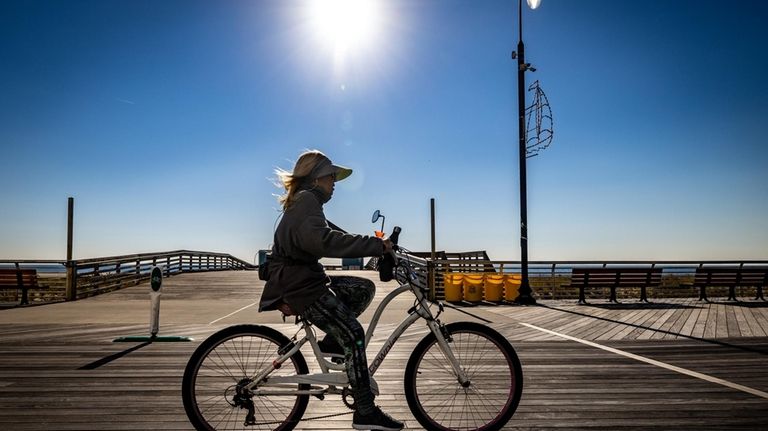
1, 271, 767, 430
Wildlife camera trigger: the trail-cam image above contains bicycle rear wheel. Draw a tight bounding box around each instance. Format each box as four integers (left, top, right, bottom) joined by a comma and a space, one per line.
404, 321, 523, 431
182, 324, 309, 431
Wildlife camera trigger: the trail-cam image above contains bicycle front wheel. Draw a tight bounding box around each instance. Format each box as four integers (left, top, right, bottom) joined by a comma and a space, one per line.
404, 321, 523, 431
182, 324, 309, 431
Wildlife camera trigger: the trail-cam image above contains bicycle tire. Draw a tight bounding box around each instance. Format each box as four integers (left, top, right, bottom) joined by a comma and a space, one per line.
182, 324, 310, 431
404, 321, 523, 431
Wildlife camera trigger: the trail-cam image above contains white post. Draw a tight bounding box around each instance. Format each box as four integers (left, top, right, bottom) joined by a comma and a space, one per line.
149, 266, 163, 337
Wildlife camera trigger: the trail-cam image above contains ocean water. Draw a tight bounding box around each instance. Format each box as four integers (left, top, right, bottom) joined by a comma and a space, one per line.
0, 264, 66, 274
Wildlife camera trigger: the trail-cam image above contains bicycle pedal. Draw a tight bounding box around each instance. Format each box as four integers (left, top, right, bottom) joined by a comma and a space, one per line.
323, 353, 345, 364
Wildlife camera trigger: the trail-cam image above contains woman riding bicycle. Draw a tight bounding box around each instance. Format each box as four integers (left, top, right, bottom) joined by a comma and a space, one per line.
259, 150, 403, 431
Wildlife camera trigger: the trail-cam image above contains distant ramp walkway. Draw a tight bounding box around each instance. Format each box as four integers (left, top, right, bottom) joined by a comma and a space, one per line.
0, 250, 254, 306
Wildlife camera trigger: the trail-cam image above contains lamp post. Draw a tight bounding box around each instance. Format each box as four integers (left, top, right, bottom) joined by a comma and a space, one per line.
514, 0, 540, 305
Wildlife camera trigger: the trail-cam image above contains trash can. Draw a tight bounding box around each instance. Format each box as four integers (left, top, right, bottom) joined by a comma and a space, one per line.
443, 273, 463, 303
504, 274, 522, 301
484, 274, 504, 302
463, 273, 484, 303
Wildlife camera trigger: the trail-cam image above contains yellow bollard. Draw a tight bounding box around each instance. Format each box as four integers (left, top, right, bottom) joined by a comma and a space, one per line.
504, 273, 522, 301
484, 274, 504, 302
443, 273, 463, 303
463, 273, 485, 303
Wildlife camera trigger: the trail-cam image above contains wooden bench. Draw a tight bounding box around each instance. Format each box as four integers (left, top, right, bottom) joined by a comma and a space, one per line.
563, 267, 663, 304
0, 268, 39, 305
690, 266, 768, 301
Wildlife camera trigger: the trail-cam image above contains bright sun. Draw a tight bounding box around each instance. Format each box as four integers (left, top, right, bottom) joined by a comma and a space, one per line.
308, 0, 382, 57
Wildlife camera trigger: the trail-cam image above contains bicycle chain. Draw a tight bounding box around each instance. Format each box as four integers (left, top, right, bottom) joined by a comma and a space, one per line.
297, 410, 354, 422
244, 410, 353, 426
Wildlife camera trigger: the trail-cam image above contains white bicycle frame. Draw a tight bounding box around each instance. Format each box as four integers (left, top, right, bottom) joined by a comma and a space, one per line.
245, 251, 470, 397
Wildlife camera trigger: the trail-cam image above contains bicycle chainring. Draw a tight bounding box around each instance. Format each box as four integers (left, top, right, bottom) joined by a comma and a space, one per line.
342, 387, 356, 410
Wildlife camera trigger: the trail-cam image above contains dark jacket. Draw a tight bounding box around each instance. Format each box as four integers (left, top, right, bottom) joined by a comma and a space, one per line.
258, 188, 384, 313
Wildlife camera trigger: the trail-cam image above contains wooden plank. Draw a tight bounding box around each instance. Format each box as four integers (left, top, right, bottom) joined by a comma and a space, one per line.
661, 307, 690, 340
679, 304, 703, 338
742, 305, 768, 337
715, 303, 729, 339
632, 307, 670, 340
599, 306, 648, 341
749, 305, 768, 337
703, 303, 718, 339
647, 307, 678, 340
620, 307, 660, 340
692, 303, 710, 339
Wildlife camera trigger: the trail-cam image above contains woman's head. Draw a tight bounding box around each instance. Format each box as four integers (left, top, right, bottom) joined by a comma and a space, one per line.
275, 150, 352, 209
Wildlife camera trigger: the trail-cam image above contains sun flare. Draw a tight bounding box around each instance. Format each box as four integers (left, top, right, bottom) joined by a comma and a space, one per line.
308, 0, 382, 55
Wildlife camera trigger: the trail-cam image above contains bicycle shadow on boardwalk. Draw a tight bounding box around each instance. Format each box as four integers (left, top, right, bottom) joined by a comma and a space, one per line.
540, 303, 768, 356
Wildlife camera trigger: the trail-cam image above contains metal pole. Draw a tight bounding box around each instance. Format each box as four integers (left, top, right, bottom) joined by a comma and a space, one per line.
430, 198, 436, 260
515, 0, 536, 304
429, 198, 437, 300
65, 197, 77, 301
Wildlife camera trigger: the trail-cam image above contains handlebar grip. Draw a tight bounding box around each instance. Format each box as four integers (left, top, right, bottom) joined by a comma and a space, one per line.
390, 226, 402, 245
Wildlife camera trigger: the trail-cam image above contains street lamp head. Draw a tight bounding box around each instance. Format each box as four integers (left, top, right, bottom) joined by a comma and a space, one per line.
526, 0, 542, 10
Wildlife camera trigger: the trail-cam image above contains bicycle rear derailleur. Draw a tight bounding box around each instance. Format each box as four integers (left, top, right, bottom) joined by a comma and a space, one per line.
226, 378, 257, 426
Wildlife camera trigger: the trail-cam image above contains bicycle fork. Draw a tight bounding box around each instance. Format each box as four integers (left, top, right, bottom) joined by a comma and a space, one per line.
427, 319, 471, 387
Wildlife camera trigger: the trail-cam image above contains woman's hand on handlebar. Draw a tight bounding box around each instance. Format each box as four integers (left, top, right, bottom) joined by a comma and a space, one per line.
381, 237, 394, 254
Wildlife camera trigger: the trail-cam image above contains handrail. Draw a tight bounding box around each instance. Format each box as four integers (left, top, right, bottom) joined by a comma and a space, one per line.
431, 259, 768, 266
72, 249, 249, 265
1, 250, 255, 305
0, 260, 67, 265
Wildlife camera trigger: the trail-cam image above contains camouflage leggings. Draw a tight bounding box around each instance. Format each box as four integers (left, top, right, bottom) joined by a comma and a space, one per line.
301, 276, 376, 414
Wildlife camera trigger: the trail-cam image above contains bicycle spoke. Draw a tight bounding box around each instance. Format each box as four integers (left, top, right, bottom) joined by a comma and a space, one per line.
184, 327, 309, 431
407, 326, 521, 430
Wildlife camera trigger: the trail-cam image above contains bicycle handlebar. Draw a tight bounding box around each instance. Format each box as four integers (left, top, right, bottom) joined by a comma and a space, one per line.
377, 226, 401, 282
390, 226, 401, 251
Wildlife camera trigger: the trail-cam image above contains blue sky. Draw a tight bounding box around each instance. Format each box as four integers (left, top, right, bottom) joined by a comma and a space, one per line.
1, 0, 767, 262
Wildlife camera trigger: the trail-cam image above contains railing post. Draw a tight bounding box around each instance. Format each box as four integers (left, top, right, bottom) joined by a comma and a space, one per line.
65, 263, 77, 301
15, 262, 29, 305
116, 261, 122, 289
65, 197, 76, 301
135, 259, 140, 284
427, 260, 435, 300
551, 263, 556, 300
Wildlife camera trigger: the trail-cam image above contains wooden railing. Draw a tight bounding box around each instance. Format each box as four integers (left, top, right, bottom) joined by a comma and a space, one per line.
1, 250, 254, 305
426, 259, 768, 301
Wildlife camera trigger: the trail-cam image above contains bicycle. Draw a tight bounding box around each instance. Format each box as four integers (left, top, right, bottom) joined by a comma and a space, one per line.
182, 221, 524, 431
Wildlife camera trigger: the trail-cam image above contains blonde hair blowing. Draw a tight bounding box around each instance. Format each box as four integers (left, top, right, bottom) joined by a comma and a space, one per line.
275, 150, 328, 210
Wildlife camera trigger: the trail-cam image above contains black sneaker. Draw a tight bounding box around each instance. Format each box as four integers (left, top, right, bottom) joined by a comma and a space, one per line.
352, 406, 404, 431
318, 336, 345, 364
